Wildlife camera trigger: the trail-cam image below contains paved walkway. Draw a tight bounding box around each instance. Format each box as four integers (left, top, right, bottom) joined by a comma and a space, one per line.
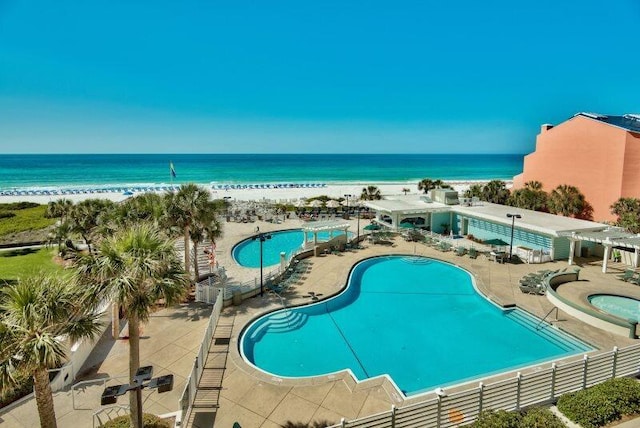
0, 302, 213, 428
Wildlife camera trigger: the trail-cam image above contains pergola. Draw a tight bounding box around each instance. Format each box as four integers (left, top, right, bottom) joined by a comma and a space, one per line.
562, 228, 640, 272
302, 220, 351, 247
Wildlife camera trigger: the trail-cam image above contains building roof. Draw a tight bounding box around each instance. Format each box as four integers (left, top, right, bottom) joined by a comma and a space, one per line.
364, 195, 609, 237
559, 228, 640, 250
302, 220, 351, 233
454, 202, 608, 237
575, 112, 640, 134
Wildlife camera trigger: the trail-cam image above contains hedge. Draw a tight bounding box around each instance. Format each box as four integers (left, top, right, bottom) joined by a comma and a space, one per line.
557, 377, 640, 428
99, 413, 170, 428
470, 407, 564, 428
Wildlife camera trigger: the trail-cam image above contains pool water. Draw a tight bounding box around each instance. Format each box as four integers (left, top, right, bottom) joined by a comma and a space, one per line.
589, 294, 640, 323
232, 229, 351, 268
241, 256, 591, 395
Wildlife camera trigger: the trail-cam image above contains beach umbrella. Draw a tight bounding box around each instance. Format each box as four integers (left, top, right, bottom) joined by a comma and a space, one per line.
483, 238, 509, 246
308, 200, 323, 208
363, 223, 381, 231
294, 200, 307, 208
325, 200, 340, 208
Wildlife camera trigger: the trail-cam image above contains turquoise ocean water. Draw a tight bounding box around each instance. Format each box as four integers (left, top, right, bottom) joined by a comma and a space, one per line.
0, 154, 523, 190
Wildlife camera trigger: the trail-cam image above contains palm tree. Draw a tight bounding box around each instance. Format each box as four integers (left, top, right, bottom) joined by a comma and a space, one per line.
547, 185, 588, 218
524, 180, 543, 191
45, 198, 73, 221
417, 178, 450, 194
360, 185, 382, 201
75, 223, 187, 428
69, 199, 115, 255
481, 180, 510, 204
508, 181, 548, 211
164, 184, 212, 282
610, 197, 640, 233
401, 188, 410, 195
463, 184, 483, 199
0, 275, 102, 428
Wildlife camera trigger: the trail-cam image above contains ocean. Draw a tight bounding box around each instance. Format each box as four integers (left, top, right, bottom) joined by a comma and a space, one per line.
0, 154, 524, 190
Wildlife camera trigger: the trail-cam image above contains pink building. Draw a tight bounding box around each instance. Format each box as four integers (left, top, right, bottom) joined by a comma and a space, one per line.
513, 113, 640, 222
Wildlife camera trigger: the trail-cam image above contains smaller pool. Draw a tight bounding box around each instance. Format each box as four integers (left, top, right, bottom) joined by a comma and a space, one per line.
588, 294, 640, 323
233, 229, 352, 268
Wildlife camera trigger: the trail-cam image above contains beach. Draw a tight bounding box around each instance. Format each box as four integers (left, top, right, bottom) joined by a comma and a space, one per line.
0, 180, 512, 205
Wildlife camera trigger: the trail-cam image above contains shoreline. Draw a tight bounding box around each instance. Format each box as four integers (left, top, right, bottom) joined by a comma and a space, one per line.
0, 180, 513, 205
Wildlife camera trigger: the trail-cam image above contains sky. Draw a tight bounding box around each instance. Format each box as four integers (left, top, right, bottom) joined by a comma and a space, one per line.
1, 0, 639, 154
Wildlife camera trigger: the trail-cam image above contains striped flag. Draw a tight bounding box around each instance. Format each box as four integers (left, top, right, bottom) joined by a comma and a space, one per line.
170, 161, 177, 178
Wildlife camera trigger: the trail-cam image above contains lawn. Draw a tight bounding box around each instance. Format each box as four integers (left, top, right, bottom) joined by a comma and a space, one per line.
0, 247, 65, 284
0, 203, 56, 237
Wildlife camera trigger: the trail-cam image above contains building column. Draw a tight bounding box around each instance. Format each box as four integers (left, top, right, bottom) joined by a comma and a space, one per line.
634, 248, 639, 268
568, 239, 577, 266
314, 232, 318, 246
602, 242, 612, 273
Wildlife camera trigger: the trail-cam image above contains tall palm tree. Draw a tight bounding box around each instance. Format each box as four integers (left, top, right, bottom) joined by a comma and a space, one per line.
45, 198, 73, 221
0, 275, 102, 428
548, 184, 588, 218
360, 185, 382, 200
463, 184, 483, 199
481, 180, 510, 204
69, 199, 115, 255
75, 223, 187, 428
164, 184, 212, 281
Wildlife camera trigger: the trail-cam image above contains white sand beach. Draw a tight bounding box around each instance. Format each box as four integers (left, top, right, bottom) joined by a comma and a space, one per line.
0, 180, 512, 205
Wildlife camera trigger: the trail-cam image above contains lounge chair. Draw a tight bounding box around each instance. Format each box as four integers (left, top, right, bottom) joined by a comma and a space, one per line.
468, 247, 478, 259
617, 269, 636, 282
455, 246, 467, 256
519, 282, 546, 295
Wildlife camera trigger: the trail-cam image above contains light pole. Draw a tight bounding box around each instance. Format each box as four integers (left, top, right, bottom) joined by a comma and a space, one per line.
356, 206, 360, 248
252, 232, 272, 296
506, 213, 522, 261
223, 196, 231, 221
343, 194, 352, 219
101, 365, 173, 428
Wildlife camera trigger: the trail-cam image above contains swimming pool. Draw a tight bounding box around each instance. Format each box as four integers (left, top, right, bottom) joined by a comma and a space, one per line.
241, 256, 591, 396
232, 229, 351, 268
589, 294, 640, 323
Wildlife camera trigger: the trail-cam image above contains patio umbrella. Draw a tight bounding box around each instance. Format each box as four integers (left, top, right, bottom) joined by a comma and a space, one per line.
325, 200, 341, 208
308, 200, 323, 208
364, 223, 381, 231
483, 238, 509, 246
294, 200, 307, 208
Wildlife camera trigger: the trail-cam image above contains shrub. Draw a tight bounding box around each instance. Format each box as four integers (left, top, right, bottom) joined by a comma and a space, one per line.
283, 421, 334, 428
0, 211, 16, 219
0, 370, 34, 408
520, 407, 565, 428
557, 378, 640, 428
0, 205, 55, 237
470, 410, 521, 428
100, 413, 170, 428
0, 202, 39, 210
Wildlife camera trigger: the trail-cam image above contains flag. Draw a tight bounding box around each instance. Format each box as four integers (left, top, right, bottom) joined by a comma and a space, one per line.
170, 161, 176, 178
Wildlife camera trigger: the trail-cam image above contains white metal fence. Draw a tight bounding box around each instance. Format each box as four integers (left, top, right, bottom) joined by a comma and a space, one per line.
328, 344, 640, 428
179, 288, 224, 424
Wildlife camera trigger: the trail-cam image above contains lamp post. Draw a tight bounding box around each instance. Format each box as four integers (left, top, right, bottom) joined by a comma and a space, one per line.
356, 206, 360, 248
343, 194, 352, 219
223, 196, 231, 221
506, 213, 522, 261
252, 232, 272, 296
101, 365, 173, 428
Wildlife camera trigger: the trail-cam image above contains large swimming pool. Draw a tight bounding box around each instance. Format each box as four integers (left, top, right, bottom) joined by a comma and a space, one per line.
232, 229, 351, 268
241, 256, 592, 396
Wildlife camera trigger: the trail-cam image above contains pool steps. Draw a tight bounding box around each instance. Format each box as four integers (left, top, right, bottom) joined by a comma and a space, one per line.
505, 309, 590, 353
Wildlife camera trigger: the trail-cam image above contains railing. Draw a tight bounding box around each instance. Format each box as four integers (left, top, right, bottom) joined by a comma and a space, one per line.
536, 307, 559, 330
179, 288, 224, 424
327, 344, 640, 428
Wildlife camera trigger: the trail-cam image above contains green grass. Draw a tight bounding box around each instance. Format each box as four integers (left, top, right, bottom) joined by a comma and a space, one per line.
0, 247, 65, 284
0, 204, 56, 237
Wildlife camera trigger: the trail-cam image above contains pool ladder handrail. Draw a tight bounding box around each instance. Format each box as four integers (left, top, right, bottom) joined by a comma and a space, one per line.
536, 306, 559, 330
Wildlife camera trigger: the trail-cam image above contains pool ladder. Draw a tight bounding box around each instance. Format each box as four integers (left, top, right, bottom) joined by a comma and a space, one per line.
536, 306, 559, 330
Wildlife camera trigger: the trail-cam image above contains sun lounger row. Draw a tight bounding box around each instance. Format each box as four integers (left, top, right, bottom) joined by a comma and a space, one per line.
617, 269, 640, 285
211, 183, 327, 190
0, 186, 181, 196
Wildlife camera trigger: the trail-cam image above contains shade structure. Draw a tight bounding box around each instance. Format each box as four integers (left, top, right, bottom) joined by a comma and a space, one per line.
325, 200, 341, 208
294, 200, 307, 208
308, 200, 323, 208
364, 223, 381, 231
483, 238, 509, 246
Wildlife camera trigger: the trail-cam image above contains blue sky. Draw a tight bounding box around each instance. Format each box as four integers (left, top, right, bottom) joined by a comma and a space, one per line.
1, 0, 639, 154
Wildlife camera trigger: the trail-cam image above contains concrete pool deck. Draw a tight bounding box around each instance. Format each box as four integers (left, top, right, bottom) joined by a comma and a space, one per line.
1, 217, 638, 428
199, 218, 639, 427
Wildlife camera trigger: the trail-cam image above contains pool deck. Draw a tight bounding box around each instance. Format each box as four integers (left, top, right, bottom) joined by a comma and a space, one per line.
201, 218, 639, 427
1, 216, 639, 427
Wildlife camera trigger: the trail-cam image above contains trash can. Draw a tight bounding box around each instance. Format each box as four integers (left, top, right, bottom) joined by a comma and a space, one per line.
232, 290, 242, 306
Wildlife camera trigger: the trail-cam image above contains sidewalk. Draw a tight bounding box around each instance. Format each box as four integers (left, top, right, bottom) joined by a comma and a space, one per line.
0, 302, 213, 428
